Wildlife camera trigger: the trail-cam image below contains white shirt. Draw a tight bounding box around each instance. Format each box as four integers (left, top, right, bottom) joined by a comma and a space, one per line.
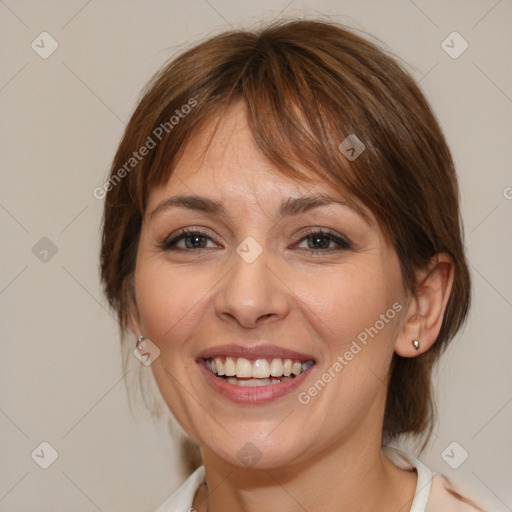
155, 446, 485, 511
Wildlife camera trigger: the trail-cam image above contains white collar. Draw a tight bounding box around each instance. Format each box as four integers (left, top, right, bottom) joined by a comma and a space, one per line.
383, 445, 434, 512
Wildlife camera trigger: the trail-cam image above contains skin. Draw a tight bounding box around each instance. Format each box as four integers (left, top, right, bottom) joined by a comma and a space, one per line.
130, 102, 455, 511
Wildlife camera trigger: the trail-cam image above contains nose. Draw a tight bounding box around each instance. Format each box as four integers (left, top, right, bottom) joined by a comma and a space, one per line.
215, 245, 290, 329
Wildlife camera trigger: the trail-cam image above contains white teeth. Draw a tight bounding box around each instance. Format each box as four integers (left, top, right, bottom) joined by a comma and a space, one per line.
226, 376, 294, 387
224, 356, 236, 376
214, 357, 224, 376
239, 378, 270, 387
291, 361, 302, 375
207, 357, 315, 380
235, 357, 253, 378
270, 358, 283, 377
252, 359, 270, 378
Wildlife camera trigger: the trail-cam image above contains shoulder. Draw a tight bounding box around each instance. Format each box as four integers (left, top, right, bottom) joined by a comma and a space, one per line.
154, 466, 205, 512
383, 446, 488, 512
427, 473, 486, 512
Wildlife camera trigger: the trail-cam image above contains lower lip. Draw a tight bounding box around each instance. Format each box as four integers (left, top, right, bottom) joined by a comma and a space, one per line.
197, 361, 314, 404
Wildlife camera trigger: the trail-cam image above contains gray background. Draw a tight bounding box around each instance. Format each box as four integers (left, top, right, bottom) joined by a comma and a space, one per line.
0, 0, 511, 511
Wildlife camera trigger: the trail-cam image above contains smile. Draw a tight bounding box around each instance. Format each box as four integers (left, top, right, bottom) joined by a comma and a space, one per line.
204, 357, 315, 387
196, 345, 317, 404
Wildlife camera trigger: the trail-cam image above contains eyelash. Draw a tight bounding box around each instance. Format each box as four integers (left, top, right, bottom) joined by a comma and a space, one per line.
159, 227, 351, 255
160, 228, 218, 252
295, 228, 351, 254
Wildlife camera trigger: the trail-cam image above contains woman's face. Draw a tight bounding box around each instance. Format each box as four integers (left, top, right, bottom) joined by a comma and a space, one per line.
133, 102, 407, 469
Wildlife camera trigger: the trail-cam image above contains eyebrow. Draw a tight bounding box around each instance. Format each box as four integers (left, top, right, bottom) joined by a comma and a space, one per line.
149, 193, 371, 224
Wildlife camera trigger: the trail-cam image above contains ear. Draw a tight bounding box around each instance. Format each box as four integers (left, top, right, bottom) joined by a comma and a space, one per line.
395, 253, 455, 357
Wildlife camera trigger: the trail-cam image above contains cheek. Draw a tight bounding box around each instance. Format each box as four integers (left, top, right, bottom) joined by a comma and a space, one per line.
293, 261, 404, 417
134, 256, 213, 349
296, 262, 400, 352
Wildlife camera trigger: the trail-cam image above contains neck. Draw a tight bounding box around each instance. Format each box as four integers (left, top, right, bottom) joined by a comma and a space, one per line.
194, 435, 417, 512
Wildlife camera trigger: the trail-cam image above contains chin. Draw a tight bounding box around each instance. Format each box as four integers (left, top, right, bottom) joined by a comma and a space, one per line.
197, 425, 313, 471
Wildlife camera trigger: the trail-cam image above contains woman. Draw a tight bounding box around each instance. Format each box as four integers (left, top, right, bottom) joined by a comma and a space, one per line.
100, 19, 485, 511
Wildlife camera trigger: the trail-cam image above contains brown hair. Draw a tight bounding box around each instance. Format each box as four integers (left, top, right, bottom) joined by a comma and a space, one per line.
100, 19, 470, 448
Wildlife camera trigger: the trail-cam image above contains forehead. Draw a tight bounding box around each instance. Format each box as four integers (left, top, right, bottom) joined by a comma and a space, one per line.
147, 102, 348, 209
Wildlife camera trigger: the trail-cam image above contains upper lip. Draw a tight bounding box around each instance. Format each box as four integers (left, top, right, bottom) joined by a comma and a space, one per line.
197, 344, 316, 362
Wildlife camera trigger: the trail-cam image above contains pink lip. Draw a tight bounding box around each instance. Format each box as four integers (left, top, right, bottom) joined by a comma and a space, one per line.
196, 344, 317, 404
197, 361, 316, 405
196, 344, 316, 362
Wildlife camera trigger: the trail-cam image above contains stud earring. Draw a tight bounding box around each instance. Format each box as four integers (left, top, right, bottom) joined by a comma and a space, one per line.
412, 339, 420, 350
